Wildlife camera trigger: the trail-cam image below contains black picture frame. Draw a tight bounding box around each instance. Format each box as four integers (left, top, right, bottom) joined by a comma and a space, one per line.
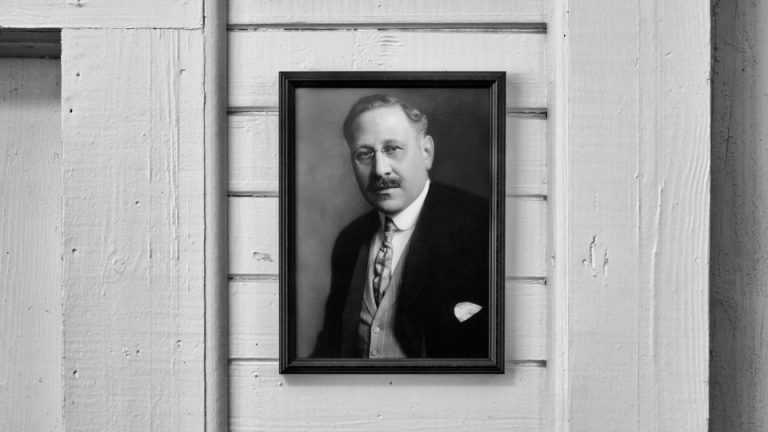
279, 71, 505, 373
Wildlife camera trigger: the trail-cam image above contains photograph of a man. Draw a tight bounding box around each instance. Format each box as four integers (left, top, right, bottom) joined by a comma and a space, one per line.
309, 94, 490, 359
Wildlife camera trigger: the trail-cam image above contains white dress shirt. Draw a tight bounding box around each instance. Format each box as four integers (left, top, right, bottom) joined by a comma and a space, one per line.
366, 179, 431, 289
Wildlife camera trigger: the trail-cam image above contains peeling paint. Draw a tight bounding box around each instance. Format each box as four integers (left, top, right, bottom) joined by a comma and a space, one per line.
252, 251, 273, 262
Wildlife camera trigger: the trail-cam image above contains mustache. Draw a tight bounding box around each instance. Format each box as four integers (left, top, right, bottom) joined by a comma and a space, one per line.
366, 176, 401, 192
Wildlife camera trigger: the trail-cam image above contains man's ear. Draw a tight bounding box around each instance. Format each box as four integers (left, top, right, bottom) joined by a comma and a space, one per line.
422, 135, 435, 169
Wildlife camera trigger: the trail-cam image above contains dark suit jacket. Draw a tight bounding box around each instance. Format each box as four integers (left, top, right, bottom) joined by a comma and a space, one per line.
312, 182, 490, 358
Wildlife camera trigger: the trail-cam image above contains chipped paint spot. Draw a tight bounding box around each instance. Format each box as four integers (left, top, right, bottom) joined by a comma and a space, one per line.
252, 251, 273, 262
376, 34, 403, 67
112, 256, 126, 274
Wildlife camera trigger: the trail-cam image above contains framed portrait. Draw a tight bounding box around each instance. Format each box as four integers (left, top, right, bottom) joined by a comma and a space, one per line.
279, 72, 505, 373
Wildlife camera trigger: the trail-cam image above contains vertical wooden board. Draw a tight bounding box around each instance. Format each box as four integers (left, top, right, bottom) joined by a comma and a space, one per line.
637, 1, 709, 429
229, 196, 546, 277
711, 1, 768, 430
230, 361, 544, 431
228, 31, 547, 109
228, 113, 546, 195
0, 59, 62, 432
566, 5, 642, 422
229, 280, 546, 361
3, 0, 202, 29
61, 29, 205, 432
556, 0, 709, 430
229, 0, 546, 25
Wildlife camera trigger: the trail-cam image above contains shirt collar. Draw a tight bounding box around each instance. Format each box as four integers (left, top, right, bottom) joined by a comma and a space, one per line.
379, 179, 430, 231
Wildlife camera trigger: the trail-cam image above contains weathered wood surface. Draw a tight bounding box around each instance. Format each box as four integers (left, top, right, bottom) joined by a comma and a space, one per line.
61, 29, 205, 432
229, 196, 546, 277
0, 59, 62, 432
711, 1, 768, 430
228, 113, 546, 196
229, 31, 547, 109
2, 0, 202, 29
229, 280, 546, 360
230, 362, 544, 431
228, 0, 545, 26
552, 0, 710, 430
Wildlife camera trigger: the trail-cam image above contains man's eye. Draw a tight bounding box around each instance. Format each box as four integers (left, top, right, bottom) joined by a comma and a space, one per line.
355, 149, 374, 161
382, 146, 401, 156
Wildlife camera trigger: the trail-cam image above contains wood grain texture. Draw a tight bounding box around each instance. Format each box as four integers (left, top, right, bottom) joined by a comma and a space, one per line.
229, 280, 546, 360
228, 31, 547, 109
228, 0, 545, 25
553, 0, 709, 429
0, 59, 62, 432
61, 29, 205, 432
228, 113, 546, 195
711, 1, 768, 430
2, 0, 202, 29
230, 361, 544, 431
229, 196, 546, 277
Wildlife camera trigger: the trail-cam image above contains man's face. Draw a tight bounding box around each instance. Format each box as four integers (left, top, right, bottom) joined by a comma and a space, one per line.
348, 105, 434, 215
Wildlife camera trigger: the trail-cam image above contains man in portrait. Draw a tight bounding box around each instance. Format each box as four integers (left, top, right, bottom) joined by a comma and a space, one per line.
311, 94, 490, 359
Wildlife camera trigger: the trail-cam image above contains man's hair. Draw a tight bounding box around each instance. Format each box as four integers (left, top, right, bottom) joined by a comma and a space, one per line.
342, 94, 428, 144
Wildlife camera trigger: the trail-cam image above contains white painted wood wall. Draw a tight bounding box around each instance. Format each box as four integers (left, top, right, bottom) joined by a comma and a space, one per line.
0, 0, 709, 430
227, 3, 548, 430
0, 58, 62, 432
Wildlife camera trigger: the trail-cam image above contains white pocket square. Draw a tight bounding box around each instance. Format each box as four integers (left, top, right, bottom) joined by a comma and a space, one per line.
454, 302, 483, 323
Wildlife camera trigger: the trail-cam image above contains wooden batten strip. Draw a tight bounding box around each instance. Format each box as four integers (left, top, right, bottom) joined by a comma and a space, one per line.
0, 29, 61, 58
228, 106, 547, 117
227, 22, 546, 33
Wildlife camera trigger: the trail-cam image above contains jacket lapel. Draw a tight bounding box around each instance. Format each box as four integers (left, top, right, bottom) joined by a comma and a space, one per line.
339, 212, 378, 357
398, 186, 440, 310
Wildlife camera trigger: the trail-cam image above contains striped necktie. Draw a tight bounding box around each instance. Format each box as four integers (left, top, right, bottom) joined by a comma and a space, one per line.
372, 218, 396, 306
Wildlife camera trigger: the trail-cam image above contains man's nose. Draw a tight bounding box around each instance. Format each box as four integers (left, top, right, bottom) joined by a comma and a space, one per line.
373, 151, 392, 177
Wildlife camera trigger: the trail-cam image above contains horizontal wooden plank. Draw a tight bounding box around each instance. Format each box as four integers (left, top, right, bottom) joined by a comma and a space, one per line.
506, 197, 547, 277
3, 1, 201, 29
228, 31, 547, 109
229, 113, 546, 195
230, 361, 544, 431
228, 0, 545, 26
229, 196, 547, 277
229, 280, 546, 360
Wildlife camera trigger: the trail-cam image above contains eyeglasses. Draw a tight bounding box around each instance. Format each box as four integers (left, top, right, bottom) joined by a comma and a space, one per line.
352, 145, 404, 165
